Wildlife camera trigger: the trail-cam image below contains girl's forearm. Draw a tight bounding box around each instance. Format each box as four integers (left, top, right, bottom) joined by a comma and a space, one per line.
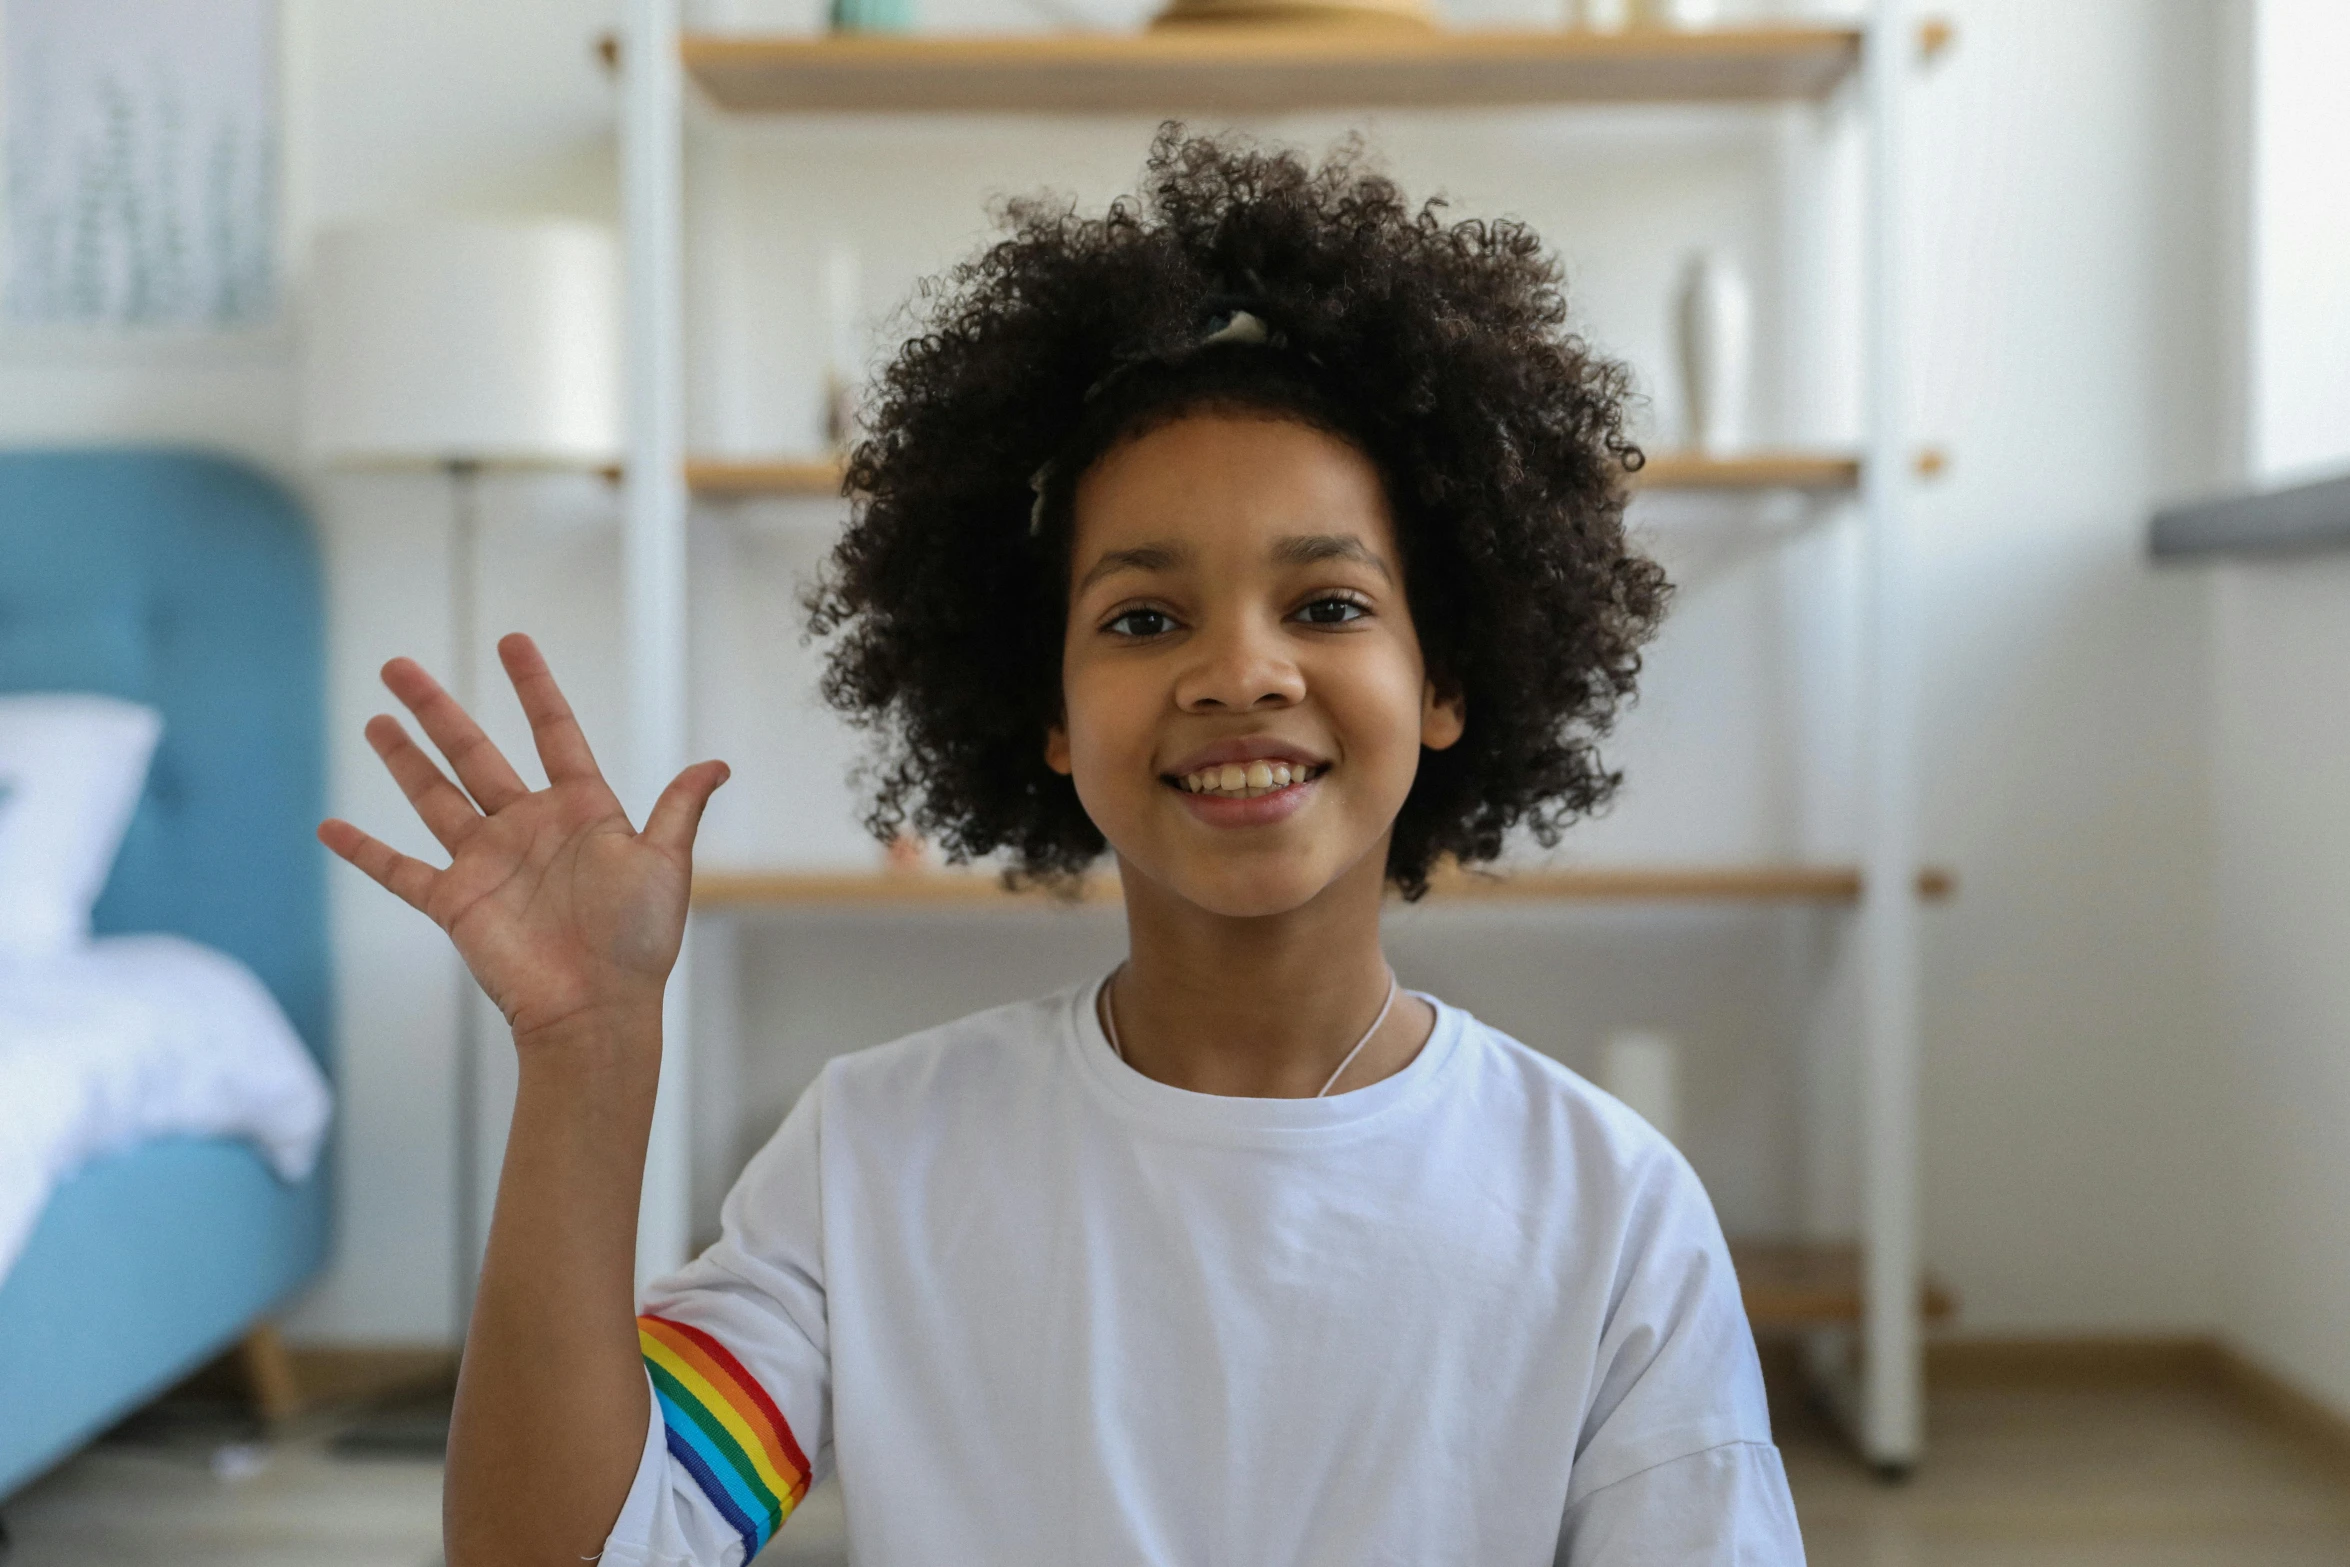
444, 1007, 664, 1567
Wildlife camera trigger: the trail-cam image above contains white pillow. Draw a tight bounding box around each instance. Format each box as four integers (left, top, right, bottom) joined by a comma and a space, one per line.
0, 694, 165, 958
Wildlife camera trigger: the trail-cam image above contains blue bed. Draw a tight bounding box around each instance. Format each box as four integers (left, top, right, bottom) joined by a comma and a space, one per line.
0, 449, 333, 1498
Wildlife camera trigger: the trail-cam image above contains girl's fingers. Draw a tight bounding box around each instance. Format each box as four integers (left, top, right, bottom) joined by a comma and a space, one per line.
497, 634, 606, 787
365, 715, 481, 852
642, 759, 730, 857
318, 818, 440, 913
381, 656, 531, 814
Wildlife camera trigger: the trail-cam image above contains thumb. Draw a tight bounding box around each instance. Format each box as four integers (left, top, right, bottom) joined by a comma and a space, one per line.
643, 759, 730, 856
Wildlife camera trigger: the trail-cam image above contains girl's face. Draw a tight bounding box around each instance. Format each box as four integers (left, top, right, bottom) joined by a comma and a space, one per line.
1046, 412, 1464, 919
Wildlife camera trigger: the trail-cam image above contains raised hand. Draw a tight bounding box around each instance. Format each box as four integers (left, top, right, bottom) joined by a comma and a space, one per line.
318, 633, 728, 1051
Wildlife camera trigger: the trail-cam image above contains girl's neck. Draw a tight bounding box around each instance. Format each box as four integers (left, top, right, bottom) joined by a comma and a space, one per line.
1107, 847, 1434, 1098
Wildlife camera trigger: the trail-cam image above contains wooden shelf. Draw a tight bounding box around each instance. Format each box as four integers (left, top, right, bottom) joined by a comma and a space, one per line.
1731, 1240, 1957, 1331
693, 862, 1955, 910
676, 450, 1922, 500
1635, 451, 1859, 491
685, 457, 844, 496
678, 26, 1862, 116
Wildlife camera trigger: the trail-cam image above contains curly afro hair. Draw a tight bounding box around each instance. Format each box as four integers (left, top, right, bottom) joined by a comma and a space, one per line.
805, 125, 1670, 899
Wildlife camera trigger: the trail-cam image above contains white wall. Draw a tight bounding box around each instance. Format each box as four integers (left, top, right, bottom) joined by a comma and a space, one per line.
2207, 0, 2350, 1420
1900, 0, 2230, 1333
2212, 561, 2350, 1418
0, 0, 2247, 1350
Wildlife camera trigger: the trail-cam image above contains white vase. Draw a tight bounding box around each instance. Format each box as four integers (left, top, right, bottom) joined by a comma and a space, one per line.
1674, 248, 1753, 456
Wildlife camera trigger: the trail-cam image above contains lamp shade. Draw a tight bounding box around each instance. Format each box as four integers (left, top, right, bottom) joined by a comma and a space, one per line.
304, 220, 622, 468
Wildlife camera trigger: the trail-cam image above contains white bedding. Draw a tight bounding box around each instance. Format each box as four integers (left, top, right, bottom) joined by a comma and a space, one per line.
0, 934, 333, 1286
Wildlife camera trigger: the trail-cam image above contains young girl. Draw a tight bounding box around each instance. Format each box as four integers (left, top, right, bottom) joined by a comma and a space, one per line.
322, 129, 1803, 1566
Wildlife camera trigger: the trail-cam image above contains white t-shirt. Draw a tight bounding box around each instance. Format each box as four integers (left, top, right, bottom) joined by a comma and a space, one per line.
603, 978, 1804, 1567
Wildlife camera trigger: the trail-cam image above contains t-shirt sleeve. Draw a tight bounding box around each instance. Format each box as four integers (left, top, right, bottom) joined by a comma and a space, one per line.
1557, 1442, 1804, 1567
1555, 1147, 1804, 1565
599, 1071, 835, 1567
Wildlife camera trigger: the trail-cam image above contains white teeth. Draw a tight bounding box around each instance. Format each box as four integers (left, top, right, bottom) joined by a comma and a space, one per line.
1176, 762, 1318, 798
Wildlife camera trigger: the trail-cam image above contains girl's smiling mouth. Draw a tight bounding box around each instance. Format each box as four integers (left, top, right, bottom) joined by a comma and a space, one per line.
1166, 767, 1322, 826
1171, 759, 1327, 798
1159, 742, 1329, 826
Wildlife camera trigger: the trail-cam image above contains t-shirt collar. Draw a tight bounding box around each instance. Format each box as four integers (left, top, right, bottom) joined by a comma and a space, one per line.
1062, 971, 1468, 1148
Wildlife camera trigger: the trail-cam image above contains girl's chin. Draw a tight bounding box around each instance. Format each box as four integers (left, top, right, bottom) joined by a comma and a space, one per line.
1121, 843, 1366, 922
1192, 881, 1328, 919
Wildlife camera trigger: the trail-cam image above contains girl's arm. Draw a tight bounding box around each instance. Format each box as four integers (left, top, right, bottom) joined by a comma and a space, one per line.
447, 1004, 659, 1566
318, 633, 728, 1567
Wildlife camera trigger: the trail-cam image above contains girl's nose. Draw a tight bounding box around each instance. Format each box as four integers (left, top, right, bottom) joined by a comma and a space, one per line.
1174, 616, 1305, 713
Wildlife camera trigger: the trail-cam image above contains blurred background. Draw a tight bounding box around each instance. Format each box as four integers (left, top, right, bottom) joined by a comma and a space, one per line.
0, 0, 2345, 1563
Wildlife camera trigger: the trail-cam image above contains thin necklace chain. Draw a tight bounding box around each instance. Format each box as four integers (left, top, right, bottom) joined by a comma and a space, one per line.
1100, 964, 1402, 1099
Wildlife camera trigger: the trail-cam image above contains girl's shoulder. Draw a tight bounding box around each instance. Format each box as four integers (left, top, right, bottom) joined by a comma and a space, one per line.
1439, 1001, 1704, 1202
810, 979, 1089, 1112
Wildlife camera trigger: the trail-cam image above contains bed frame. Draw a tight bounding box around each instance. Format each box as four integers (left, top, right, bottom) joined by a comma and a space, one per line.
0, 449, 333, 1498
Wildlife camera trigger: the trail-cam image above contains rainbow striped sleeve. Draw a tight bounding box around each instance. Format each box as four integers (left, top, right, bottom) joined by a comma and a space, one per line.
638, 1313, 813, 1558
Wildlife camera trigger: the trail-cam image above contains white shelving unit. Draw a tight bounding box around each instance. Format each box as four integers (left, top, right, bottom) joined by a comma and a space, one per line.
616, 0, 1933, 1470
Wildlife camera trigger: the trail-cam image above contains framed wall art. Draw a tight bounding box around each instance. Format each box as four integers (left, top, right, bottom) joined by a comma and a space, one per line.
3, 0, 281, 334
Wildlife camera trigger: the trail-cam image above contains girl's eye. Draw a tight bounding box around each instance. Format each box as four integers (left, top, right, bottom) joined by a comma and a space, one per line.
1105, 607, 1178, 638
1295, 595, 1370, 626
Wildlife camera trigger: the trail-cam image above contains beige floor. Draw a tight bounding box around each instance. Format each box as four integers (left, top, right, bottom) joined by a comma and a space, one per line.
6, 1382, 2347, 1565
1781, 1382, 2350, 1567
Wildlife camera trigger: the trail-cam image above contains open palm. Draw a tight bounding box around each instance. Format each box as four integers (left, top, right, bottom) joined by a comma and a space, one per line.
319, 634, 728, 1048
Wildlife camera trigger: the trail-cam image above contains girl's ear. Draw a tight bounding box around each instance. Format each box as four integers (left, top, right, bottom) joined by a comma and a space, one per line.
1044, 724, 1074, 776
1421, 679, 1466, 752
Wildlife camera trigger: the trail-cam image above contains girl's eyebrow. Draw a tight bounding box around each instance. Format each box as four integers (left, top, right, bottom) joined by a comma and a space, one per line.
1273, 532, 1393, 583
1078, 542, 1190, 591
1076, 532, 1392, 592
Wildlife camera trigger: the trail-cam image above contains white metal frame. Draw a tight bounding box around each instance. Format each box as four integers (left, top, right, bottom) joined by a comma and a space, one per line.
622, 0, 696, 1289
616, 0, 1926, 1468
1856, 0, 1923, 1471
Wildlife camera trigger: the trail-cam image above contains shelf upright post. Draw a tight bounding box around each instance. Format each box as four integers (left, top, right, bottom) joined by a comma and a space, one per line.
1856, 0, 1924, 1471
622, 0, 695, 1290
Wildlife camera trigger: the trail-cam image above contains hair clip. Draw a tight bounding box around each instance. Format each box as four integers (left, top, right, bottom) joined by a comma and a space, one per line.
1197, 308, 1273, 347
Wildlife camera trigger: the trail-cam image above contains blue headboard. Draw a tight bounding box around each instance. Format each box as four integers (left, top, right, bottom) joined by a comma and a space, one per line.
0, 449, 330, 1071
